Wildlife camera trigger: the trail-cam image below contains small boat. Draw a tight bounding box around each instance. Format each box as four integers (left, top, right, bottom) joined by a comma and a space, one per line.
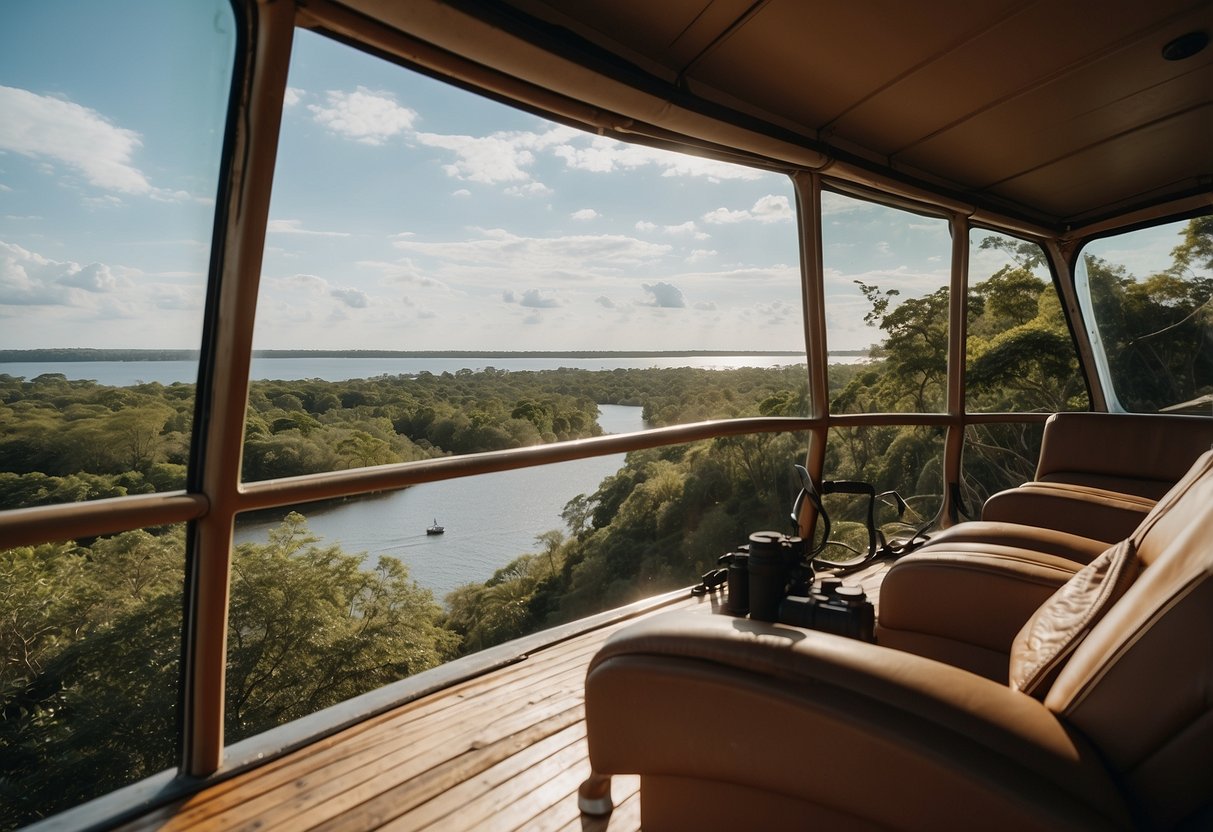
426, 519, 444, 535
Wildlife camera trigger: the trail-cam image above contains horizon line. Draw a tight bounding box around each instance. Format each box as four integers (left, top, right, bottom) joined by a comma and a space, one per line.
1, 347, 874, 362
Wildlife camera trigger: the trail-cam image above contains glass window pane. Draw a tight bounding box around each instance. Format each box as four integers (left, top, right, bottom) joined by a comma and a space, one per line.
230, 429, 811, 740
966, 229, 1088, 412
960, 422, 1046, 515
243, 28, 805, 483
0, 1, 234, 825
822, 191, 951, 413
817, 425, 945, 561
1077, 217, 1213, 413
0, 0, 235, 510
0, 525, 188, 827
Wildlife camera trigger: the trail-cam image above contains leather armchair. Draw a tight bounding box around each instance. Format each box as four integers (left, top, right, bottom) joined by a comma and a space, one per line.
580, 450, 1213, 830
980, 412, 1213, 542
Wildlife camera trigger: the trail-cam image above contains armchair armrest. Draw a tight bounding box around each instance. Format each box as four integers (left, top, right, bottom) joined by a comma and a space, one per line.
584, 611, 1130, 830
982, 482, 1154, 542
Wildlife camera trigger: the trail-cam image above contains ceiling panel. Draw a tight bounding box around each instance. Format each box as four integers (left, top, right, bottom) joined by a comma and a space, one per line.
683, 0, 1023, 134
903, 61, 1213, 191
990, 108, 1213, 220
828, 0, 1198, 153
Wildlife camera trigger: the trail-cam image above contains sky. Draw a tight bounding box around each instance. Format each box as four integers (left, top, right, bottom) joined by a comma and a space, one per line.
0, 1, 1195, 354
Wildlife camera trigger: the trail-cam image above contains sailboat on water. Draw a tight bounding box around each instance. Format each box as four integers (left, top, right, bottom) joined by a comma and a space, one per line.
426, 518, 445, 535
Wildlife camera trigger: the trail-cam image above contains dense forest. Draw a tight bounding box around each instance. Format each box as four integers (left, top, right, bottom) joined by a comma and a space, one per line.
1, 222, 1210, 827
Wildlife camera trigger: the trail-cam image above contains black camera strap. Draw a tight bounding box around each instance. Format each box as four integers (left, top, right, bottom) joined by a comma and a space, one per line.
794, 465, 935, 573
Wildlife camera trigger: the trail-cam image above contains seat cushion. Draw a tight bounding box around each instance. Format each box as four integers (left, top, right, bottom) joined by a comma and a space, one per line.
981, 483, 1156, 543
876, 537, 1092, 680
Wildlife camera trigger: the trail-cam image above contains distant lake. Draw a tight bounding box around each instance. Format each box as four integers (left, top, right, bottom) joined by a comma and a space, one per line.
0, 353, 867, 387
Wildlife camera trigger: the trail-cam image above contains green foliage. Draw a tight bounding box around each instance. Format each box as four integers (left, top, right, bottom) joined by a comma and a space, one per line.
225, 514, 458, 740
0, 530, 185, 828
1084, 244, 1213, 411
0, 516, 457, 829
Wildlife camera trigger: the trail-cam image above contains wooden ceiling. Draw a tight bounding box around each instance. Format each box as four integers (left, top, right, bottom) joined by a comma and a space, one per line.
336, 0, 1212, 229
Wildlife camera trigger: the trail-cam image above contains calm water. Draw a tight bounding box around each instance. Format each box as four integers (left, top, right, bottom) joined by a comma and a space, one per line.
233, 404, 643, 600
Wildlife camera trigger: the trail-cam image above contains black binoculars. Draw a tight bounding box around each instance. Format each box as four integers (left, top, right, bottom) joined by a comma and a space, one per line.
778, 581, 875, 642
718, 530, 874, 642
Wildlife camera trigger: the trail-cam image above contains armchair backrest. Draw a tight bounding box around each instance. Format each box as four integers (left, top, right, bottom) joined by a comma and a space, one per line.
1035, 412, 1213, 499
1015, 450, 1213, 827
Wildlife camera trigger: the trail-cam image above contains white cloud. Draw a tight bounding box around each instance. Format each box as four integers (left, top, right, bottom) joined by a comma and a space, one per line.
0, 241, 210, 348
823, 264, 950, 300
595, 295, 615, 308
571, 208, 599, 221
267, 219, 351, 237
687, 249, 717, 263
502, 289, 516, 303
330, 287, 370, 308
703, 194, 793, 225
415, 131, 534, 183
411, 125, 577, 192
283, 87, 304, 107
452, 188, 471, 198
392, 229, 672, 274
821, 191, 877, 215
277, 273, 329, 293
641, 281, 686, 308
694, 300, 717, 311
553, 135, 764, 181
356, 258, 449, 291
662, 221, 710, 240
0, 240, 131, 305
702, 207, 749, 224
308, 87, 416, 145
57, 262, 121, 292
504, 181, 553, 197
0, 85, 150, 194
634, 221, 657, 233
83, 194, 124, 209
520, 288, 560, 308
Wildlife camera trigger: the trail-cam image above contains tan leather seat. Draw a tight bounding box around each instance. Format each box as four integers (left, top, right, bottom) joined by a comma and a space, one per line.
980, 412, 1213, 542
581, 451, 1213, 830
874, 522, 1109, 680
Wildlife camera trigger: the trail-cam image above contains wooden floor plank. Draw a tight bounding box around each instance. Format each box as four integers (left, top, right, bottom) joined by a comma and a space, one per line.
133, 628, 623, 830
217, 694, 586, 832
149, 649, 596, 830
305, 717, 587, 832
480, 761, 594, 832
398, 738, 591, 831
116, 582, 892, 832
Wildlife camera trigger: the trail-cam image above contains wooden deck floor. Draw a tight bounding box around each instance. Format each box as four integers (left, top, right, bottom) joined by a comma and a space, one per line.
118, 564, 888, 831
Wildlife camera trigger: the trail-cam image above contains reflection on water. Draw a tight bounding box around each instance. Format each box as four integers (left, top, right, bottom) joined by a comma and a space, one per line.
234, 405, 643, 599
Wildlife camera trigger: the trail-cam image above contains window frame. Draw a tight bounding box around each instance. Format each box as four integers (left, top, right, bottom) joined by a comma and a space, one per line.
11, 2, 1208, 828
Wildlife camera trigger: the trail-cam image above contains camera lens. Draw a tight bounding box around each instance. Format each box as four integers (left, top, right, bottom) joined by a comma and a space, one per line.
748, 531, 792, 621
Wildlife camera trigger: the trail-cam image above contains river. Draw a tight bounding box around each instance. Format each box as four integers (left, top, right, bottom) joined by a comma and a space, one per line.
232, 404, 644, 599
